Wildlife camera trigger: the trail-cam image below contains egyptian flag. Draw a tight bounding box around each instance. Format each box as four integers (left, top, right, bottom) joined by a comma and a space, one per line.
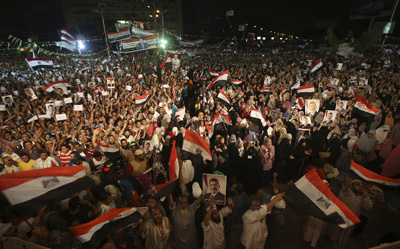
249, 107, 268, 127
160, 54, 171, 69
208, 70, 219, 77
291, 81, 301, 90
132, 54, 135, 63
292, 97, 304, 109
80, 64, 90, 72
197, 76, 207, 81
279, 86, 284, 102
101, 57, 108, 64
353, 97, 379, 117
172, 83, 176, 99
0, 166, 92, 216
25, 58, 56, 71
182, 129, 212, 161
217, 89, 231, 106
258, 86, 271, 92
310, 59, 323, 73
207, 70, 229, 89
69, 208, 142, 245
61, 28, 75, 39
44, 80, 70, 92
208, 113, 232, 138
286, 168, 360, 228
135, 90, 152, 105
350, 160, 400, 187
153, 141, 179, 197
231, 79, 243, 85
297, 85, 315, 97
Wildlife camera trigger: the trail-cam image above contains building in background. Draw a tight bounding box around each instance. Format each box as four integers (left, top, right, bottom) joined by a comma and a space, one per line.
60, 0, 182, 37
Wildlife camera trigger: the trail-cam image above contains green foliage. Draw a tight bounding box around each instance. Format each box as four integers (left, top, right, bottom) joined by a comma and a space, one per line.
325, 28, 343, 53
353, 30, 381, 53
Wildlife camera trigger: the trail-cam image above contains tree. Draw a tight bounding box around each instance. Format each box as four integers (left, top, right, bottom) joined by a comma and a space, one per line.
325, 28, 343, 53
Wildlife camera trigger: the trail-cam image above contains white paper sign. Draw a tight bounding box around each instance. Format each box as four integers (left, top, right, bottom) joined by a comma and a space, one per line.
74, 105, 83, 111
64, 97, 73, 104
38, 115, 51, 119
13, 91, 19, 96
102, 91, 109, 96
56, 114, 67, 121
77, 92, 84, 98
0, 105, 6, 111
125, 85, 132, 91
55, 101, 63, 107
27, 116, 38, 123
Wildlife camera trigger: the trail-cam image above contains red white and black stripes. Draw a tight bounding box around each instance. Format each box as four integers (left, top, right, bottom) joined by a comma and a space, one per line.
208, 113, 232, 138
0, 166, 92, 216
217, 89, 231, 105
207, 71, 229, 89
135, 90, 152, 105
182, 129, 212, 161
44, 80, 70, 92
25, 58, 57, 71
350, 160, 400, 187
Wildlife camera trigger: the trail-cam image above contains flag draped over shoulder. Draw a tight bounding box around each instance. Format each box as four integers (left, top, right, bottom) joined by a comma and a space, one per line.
182, 129, 212, 161
151, 141, 179, 199
0, 166, 93, 216
135, 90, 152, 105
208, 113, 232, 138
69, 208, 142, 245
350, 160, 400, 187
286, 168, 360, 228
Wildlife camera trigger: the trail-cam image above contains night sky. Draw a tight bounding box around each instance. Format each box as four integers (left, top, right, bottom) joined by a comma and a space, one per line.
0, 0, 399, 42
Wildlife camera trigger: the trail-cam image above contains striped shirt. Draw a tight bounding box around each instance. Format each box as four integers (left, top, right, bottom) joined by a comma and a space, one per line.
59, 151, 72, 166
33, 157, 59, 170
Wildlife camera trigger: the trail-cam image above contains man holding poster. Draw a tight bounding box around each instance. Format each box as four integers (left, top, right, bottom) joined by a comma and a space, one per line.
203, 174, 227, 205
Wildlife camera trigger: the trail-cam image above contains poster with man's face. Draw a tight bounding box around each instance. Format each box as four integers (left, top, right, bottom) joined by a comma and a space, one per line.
305, 99, 320, 116
2, 95, 13, 106
322, 110, 337, 127
142, 140, 154, 152
107, 78, 115, 89
359, 78, 368, 88
335, 100, 348, 114
55, 87, 68, 96
46, 103, 55, 115
24, 88, 38, 100
202, 174, 227, 205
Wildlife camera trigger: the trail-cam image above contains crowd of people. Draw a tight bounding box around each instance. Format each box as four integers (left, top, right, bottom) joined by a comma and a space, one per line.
0, 45, 399, 249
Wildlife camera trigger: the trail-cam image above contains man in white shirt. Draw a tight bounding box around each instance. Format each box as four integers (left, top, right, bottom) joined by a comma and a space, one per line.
34, 150, 59, 170
0, 156, 19, 175
241, 192, 285, 249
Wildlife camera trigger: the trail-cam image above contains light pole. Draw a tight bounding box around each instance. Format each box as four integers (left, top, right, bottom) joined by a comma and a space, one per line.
157, 9, 168, 41
94, 9, 110, 57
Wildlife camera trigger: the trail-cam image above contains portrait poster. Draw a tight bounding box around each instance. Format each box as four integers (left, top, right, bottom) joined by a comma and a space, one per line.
2, 95, 13, 106
107, 78, 115, 89
202, 174, 227, 205
322, 110, 337, 127
305, 99, 320, 116
335, 100, 348, 115
24, 88, 38, 100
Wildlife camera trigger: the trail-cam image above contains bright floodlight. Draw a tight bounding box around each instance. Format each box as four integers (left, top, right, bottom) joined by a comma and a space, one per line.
78, 40, 84, 49
161, 39, 167, 44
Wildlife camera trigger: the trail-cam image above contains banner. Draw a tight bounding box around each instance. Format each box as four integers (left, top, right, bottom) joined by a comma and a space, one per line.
107, 29, 131, 43
121, 34, 159, 53
131, 27, 156, 37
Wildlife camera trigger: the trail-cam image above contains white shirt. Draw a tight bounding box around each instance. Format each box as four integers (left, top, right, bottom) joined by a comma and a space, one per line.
241, 205, 270, 249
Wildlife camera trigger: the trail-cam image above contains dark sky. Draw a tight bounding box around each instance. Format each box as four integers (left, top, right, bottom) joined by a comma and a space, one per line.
1, 0, 399, 42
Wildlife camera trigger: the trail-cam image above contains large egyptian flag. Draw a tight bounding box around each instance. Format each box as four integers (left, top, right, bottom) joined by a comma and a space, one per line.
208, 70, 219, 77
160, 54, 171, 69
286, 168, 360, 228
353, 97, 379, 117
208, 113, 232, 138
182, 129, 212, 161
249, 107, 268, 127
25, 58, 56, 71
135, 90, 152, 105
151, 141, 179, 199
297, 85, 315, 97
0, 166, 93, 216
207, 71, 229, 89
310, 59, 323, 73
217, 89, 231, 105
44, 80, 71, 92
69, 207, 142, 245
350, 160, 400, 187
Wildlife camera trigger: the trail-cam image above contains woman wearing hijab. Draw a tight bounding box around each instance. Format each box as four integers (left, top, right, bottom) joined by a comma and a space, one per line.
258, 138, 275, 187
381, 144, 400, 178
314, 112, 325, 125
274, 133, 293, 183
368, 138, 393, 174
289, 138, 311, 180
355, 130, 378, 165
